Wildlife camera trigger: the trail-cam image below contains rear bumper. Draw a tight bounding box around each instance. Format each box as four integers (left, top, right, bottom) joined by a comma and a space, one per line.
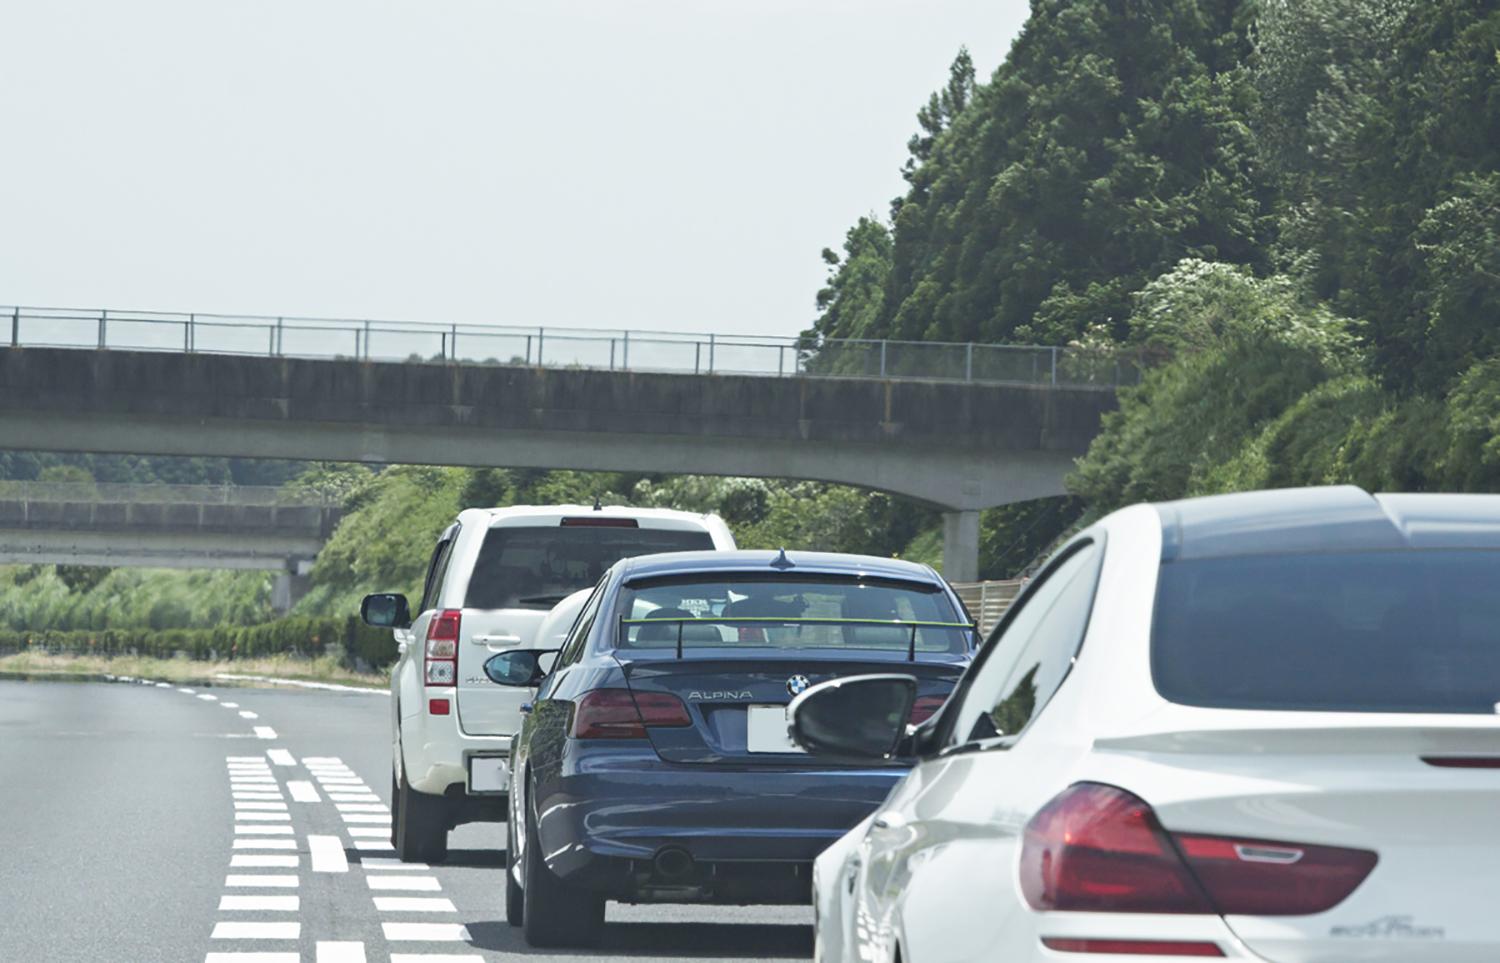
534, 745, 904, 903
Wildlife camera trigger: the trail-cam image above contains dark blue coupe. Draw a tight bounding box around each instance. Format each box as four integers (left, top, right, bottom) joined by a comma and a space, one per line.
490, 549, 976, 947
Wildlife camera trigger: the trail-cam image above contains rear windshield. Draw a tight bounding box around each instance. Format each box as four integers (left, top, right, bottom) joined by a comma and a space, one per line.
465, 526, 714, 609
615, 576, 970, 654
1152, 550, 1500, 713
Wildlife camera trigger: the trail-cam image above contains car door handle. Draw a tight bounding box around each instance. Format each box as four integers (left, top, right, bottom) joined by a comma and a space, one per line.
472, 634, 522, 645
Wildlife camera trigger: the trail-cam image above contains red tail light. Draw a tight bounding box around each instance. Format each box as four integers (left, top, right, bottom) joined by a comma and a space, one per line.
424, 609, 461, 687
1021, 783, 1377, 916
908, 695, 946, 725
571, 689, 691, 739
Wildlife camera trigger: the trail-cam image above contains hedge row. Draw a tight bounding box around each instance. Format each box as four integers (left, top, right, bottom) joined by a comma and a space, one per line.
0, 615, 399, 668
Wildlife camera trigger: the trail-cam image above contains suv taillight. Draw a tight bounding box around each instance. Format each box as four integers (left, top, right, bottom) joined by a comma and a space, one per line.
570, 689, 691, 739
424, 609, 461, 687
1020, 783, 1377, 916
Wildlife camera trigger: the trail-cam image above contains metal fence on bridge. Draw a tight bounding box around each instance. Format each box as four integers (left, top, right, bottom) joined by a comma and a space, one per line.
0, 305, 1139, 389
0, 481, 339, 507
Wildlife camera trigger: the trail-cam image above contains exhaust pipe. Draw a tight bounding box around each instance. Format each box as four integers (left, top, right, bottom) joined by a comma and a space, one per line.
652, 847, 696, 879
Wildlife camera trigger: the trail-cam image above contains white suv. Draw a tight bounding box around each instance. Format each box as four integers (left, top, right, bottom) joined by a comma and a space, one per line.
361, 504, 735, 862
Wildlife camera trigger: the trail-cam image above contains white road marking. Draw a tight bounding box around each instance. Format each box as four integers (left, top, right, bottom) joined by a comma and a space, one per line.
266, 749, 296, 766
345, 826, 391, 838
336, 803, 389, 813
300, 756, 344, 764
388, 956, 483, 963
359, 858, 429, 871
214, 673, 388, 694
205, 954, 300, 963
350, 839, 394, 851
154, 681, 171, 688
218, 895, 299, 912
315, 942, 367, 963
233, 839, 298, 850
221, 702, 239, 708
381, 922, 470, 941
308, 835, 349, 873
232, 792, 285, 801
178, 687, 196, 694
224, 874, 299, 888
314, 779, 365, 786
210, 921, 301, 940
253, 726, 278, 740
233, 811, 291, 821
198, 694, 218, 701
287, 781, 321, 803
233, 802, 289, 811
239, 711, 258, 719
225, 756, 264, 762
230, 854, 299, 868
365, 875, 441, 892
371, 896, 456, 913
340, 813, 390, 824
234, 824, 294, 835
326, 793, 380, 802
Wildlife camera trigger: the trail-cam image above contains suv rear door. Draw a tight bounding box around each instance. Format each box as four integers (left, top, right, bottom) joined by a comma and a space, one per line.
454, 514, 721, 736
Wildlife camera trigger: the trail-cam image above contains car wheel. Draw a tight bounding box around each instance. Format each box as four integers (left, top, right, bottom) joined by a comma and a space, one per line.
505, 807, 524, 926
389, 771, 401, 849
520, 782, 604, 947
394, 768, 449, 864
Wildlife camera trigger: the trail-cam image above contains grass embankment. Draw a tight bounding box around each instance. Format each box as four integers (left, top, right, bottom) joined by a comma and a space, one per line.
0, 650, 386, 688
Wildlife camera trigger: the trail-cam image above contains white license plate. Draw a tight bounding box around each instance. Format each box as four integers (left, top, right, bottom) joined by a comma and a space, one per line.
747, 704, 803, 754
467, 755, 510, 794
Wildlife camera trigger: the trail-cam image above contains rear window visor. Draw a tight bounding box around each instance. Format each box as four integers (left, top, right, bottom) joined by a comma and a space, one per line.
615, 576, 972, 655
465, 526, 714, 610
1152, 549, 1500, 713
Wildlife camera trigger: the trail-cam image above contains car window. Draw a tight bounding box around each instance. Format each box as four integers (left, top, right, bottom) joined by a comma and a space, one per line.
949, 541, 1102, 747
465, 525, 714, 610
418, 533, 456, 615
557, 582, 606, 668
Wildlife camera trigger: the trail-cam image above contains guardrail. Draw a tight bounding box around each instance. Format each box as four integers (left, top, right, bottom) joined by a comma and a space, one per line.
0, 305, 1138, 388
0, 481, 339, 507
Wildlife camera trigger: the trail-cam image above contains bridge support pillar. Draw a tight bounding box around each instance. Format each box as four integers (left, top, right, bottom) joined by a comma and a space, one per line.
941, 509, 981, 583
272, 571, 311, 615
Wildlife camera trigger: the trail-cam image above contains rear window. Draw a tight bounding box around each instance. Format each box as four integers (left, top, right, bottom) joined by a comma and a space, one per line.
1152, 550, 1500, 713
465, 525, 714, 609
615, 576, 970, 654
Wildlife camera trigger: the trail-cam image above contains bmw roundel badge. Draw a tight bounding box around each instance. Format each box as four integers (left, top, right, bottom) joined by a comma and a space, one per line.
786, 674, 812, 697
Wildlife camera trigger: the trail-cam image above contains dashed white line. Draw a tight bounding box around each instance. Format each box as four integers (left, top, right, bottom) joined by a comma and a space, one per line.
371, 896, 456, 912
178, 687, 196, 694
345, 826, 391, 838
210, 921, 301, 940
224, 874, 299, 888
308, 835, 350, 873
326, 793, 380, 802
225, 756, 263, 762
335, 803, 389, 813
266, 749, 296, 766
388, 956, 483, 963
340, 813, 390, 824
239, 711, 258, 719
155, 681, 171, 688
315, 941, 367, 963
287, 781, 321, 803
365, 875, 441, 892
233, 839, 298, 850
360, 859, 429, 872
233, 792, 286, 801
234, 824, 294, 835
221, 702, 239, 708
233, 801, 288, 810
198, 694, 219, 701
230, 854, 299, 868
233, 812, 292, 822
205, 954, 299, 963
350, 839, 394, 851
218, 895, 300, 912
253, 726, 278, 740
381, 922, 470, 941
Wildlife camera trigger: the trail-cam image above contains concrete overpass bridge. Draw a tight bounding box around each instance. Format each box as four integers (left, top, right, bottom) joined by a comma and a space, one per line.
0, 306, 1130, 579
0, 482, 342, 610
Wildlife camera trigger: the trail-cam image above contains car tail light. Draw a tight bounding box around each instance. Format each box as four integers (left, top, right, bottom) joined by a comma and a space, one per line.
571, 689, 692, 739
428, 698, 450, 715
1021, 783, 1377, 916
1041, 938, 1224, 957
908, 695, 946, 725
425, 609, 461, 687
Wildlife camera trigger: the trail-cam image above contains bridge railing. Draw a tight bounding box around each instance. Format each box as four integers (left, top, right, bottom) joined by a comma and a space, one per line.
0, 481, 339, 507
0, 305, 1140, 388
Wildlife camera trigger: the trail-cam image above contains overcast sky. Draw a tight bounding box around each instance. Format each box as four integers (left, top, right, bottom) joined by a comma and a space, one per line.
1, 1, 1028, 339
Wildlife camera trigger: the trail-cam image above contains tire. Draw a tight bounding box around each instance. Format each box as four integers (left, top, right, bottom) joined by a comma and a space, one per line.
521, 782, 604, 947
394, 768, 449, 864
504, 808, 524, 926
389, 771, 400, 849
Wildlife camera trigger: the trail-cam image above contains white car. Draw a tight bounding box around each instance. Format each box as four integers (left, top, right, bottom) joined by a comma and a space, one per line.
362, 504, 735, 862
794, 486, 1500, 962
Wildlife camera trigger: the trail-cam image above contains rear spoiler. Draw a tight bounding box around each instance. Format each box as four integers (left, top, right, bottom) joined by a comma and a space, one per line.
618, 615, 975, 660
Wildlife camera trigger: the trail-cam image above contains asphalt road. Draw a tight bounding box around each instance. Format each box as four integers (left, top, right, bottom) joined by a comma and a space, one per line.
0, 677, 813, 963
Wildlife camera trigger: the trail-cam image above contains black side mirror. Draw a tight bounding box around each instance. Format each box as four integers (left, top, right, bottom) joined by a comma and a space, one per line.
484, 649, 560, 687
361, 593, 412, 629
788, 674, 917, 760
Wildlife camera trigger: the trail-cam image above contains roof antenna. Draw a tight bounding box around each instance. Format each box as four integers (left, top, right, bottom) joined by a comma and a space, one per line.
593, 494, 603, 512
770, 547, 795, 570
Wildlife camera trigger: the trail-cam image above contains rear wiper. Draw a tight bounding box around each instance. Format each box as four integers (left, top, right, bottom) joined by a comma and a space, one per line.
517, 594, 569, 605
